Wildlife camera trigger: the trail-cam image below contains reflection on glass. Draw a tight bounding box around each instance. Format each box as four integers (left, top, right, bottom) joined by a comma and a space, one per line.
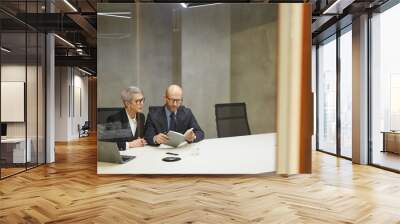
97, 3, 277, 141
371, 3, 400, 171
318, 37, 337, 154
97, 3, 278, 175
0, 1, 46, 178
1, 31, 27, 177
340, 29, 352, 158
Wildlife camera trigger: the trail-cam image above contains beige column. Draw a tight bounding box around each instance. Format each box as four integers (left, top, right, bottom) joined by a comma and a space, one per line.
276, 3, 312, 174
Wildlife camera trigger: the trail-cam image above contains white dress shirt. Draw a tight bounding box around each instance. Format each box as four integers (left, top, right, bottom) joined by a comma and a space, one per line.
125, 109, 137, 149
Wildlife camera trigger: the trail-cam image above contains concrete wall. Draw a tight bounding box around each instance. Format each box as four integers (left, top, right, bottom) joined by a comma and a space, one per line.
139, 4, 177, 112
98, 4, 178, 115
181, 4, 231, 139
181, 4, 277, 138
97, 4, 138, 108
230, 4, 277, 134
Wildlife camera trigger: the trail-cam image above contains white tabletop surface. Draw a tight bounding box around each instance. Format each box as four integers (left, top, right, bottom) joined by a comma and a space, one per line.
1, 138, 28, 143
97, 133, 276, 175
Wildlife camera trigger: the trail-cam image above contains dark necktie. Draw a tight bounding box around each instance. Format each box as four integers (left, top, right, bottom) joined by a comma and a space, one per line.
169, 113, 176, 131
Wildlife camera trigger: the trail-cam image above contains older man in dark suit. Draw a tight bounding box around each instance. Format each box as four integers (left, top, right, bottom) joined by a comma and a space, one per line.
144, 84, 204, 145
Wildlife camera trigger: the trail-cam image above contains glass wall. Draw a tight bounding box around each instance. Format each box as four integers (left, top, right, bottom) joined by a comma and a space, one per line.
1, 31, 28, 177
339, 27, 352, 158
0, 2, 46, 179
371, 3, 400, 171
317, 35, 337, 154
316, 25, 353, 159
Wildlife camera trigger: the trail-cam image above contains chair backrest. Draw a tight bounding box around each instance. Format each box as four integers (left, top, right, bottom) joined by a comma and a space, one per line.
148, 106, 161, 113
97, 108, 122, 125
97, 107, 123, 141
215, 103, 251, 138
82, 121, 90, 129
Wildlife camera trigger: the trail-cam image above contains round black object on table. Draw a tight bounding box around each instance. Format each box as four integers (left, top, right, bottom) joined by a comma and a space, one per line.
162, 157, 181, 162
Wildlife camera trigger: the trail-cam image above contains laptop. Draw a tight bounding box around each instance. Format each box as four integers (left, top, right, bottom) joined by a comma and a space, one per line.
98, 142, 135, 164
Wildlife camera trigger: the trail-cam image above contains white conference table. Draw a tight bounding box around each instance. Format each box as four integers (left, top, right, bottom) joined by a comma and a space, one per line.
97, 133, 276, 175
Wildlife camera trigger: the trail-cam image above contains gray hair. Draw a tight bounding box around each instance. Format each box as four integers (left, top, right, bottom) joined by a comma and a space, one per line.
121, 86, 143, 103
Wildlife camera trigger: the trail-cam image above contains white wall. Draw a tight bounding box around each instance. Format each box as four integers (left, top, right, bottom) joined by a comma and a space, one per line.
55, 67, 89, 141
1, 65, 34, 138
1, 63, 46, 164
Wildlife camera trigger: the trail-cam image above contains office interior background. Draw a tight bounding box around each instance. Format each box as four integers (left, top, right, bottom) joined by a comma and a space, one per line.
0, 0, 97, 179
1, 0, 400, 223
313, 0, 400, 172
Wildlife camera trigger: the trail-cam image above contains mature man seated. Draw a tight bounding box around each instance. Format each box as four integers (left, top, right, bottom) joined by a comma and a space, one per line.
144, 84, 204, 145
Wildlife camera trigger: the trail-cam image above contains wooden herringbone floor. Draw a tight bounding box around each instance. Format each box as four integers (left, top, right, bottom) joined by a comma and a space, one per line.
1, 135, 400, 224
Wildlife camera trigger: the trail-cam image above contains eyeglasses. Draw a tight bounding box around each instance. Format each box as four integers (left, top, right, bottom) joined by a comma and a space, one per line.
167, 97, 183, 104
134, 97, 145, 104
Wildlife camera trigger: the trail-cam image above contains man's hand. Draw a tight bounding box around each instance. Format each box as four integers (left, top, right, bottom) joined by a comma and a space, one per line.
128, 138, 147, 148
184, 128, 196, 142
154, 133, 169, 144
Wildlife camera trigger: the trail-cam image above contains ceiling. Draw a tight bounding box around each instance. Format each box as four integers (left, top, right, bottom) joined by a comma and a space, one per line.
0, 0, 395, 75
311, 0, 390, 43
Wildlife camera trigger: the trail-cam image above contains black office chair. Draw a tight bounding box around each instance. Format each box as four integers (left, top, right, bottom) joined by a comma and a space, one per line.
148, 106, 161, 113
215, 103, 251, 138
78, 121, 90, 138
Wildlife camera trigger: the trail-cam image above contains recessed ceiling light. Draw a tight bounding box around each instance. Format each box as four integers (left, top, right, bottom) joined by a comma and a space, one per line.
97, 12, 132, 19
322, 0, 353, 15
78, 67, 93, 76
63, 0, 78, 12
1, 47, 11, 53
54, 34, 75, 48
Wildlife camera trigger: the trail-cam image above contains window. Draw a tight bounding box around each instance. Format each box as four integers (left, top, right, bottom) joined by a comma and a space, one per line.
316, 26, 353, 159
317, 36, 337, 154
371, 3, 400, 171
339, 28, 352, 158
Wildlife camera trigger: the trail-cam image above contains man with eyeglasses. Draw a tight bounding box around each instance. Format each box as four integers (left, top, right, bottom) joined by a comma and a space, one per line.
144, 84, 204, 145
105, 86, 147, 150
